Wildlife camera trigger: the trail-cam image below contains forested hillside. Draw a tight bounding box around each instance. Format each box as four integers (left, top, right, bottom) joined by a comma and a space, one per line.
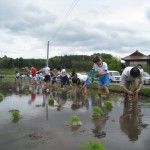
0, 53, 123, 72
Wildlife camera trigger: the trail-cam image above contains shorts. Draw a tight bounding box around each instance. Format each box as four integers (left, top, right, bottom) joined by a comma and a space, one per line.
81, 77, 91, 87
86, 77, 91, 86
61, 75, 70, 85
44, 75, 51, 82
98, 73, 110, 86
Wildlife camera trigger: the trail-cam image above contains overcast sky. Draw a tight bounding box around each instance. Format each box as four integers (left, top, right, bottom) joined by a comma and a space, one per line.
0, 0, 150, 59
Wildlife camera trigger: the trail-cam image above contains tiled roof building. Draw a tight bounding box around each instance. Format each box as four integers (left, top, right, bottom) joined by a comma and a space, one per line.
121, 50, 150, 66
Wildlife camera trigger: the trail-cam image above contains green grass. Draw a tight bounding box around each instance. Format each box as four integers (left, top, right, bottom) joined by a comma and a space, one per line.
0, 69, 15, 75
88, 83, 150, 97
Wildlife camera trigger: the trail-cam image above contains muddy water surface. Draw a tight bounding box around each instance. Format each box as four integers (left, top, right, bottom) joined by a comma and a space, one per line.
0, 82, 150, 150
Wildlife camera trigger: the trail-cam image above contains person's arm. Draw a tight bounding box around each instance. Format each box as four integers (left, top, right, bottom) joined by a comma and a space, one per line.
98, 70, 107, 76
80, 82, 86, 91
120, 73, 134, 95
122, 85, 134, 95
134, 73, 144, 95
134, 82, 143, 95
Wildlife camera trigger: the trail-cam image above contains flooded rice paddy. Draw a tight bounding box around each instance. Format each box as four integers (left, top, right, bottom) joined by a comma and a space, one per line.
0, 81, 150, 150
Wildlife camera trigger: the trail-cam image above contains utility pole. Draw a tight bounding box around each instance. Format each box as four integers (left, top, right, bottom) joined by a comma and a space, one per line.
46, 41, 49, 67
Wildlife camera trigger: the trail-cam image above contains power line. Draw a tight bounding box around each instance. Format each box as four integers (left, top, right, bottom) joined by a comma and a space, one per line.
50, 0, 80, 43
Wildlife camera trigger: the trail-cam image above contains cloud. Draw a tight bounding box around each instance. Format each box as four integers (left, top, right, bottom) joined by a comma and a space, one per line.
0, 0, 150, 59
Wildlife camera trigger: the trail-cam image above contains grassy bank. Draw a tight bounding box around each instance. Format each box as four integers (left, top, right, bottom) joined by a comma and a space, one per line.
89, 82, 150, 97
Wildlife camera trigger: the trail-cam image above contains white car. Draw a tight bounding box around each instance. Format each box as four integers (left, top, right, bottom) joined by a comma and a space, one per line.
108, 70, 121, 83
143, 72, 150, 85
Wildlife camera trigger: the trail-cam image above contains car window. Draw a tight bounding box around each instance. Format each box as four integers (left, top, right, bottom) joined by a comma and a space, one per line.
143, 72, 150, 77
112, 72, 120, 76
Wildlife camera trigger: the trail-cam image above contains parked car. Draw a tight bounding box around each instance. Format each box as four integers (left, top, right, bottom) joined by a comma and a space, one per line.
143, 72, 150, 85
108, 70, 121, 83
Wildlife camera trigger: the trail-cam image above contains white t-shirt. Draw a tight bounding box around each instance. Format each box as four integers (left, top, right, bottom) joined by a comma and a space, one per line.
16, 72, 20, 77
77, 74, 88, 82
61, 69, 67, 77
94, 62, 108, 73
120, 66, 144, 85
43, 67, 50, 75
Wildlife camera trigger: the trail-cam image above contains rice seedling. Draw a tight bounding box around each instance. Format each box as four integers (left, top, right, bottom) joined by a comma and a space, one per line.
105, 100, 112, 107
11, 111, 20, 121
80, 140, 106, 150
71, 115, 82, 126
93, 106, 104, 118
104, 101, 113, 112
48, 97, 54, 106
24, 89, 29, 95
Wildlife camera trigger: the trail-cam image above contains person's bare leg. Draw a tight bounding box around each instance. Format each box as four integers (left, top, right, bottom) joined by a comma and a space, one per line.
124, 82, 130, 101
103, 86, 110, 99
98, 85, 102, 96
82, 86, 87, 95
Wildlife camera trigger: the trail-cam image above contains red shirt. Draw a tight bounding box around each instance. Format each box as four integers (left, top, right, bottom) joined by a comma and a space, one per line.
31, 67, 36, 77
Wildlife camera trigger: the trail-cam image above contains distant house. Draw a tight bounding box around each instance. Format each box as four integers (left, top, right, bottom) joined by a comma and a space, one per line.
121, 50, 150, 67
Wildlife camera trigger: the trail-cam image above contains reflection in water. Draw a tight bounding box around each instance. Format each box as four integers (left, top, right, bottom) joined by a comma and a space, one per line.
57, 90, 67, 111
16, 82, 20, 92
36, 84, 42, 94
28, 86, 37, 104
71, 90, 81, 111
43, 93, 50, 120
91, 94, 97, 107
71, 90, 90, 111
42, 93, 50, 107
119, 100, 143, 142
92, 96, 108, 139
81, 94, 90, 110
92, 118, 107, 139
21, 83, 25, 91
